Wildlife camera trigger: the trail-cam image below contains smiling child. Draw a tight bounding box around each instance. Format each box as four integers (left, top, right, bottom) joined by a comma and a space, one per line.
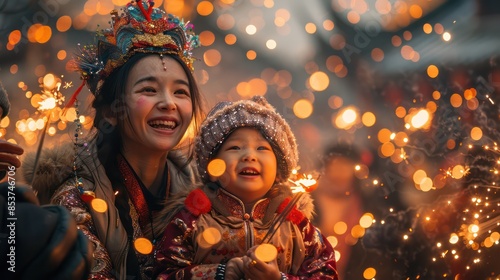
154, 96, 338, 280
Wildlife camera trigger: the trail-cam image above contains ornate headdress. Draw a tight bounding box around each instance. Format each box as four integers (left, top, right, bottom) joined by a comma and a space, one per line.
72, 0, 200, 96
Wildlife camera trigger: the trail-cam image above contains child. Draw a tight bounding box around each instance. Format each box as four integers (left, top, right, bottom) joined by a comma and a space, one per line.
155, 96, 338, 279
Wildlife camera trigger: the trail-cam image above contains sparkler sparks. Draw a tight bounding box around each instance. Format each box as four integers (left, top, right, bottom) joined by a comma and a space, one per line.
261, 174, 318, 244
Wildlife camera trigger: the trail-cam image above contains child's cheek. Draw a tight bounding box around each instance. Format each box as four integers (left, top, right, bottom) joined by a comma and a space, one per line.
217, 173, 230, 187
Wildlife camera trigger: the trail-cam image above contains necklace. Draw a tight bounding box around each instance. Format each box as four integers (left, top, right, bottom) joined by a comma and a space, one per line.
117, 153, 170, 252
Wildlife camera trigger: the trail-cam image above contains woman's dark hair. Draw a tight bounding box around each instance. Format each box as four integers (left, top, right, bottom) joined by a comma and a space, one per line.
91, 53, 204, 167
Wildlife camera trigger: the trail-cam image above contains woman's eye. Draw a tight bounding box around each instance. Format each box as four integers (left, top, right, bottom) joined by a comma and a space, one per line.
139, 87, 156, 94
175, 89, 190, 96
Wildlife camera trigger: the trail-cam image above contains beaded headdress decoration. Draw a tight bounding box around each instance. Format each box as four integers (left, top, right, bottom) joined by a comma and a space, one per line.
70, 0, 199, 98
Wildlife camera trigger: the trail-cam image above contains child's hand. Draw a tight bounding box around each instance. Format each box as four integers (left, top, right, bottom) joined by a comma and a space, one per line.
225, 257, 245, 280
242, 246, 282, 280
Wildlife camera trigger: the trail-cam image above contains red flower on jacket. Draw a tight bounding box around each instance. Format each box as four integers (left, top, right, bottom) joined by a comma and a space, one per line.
185, 189, 212, 216
277, 197, 305, 225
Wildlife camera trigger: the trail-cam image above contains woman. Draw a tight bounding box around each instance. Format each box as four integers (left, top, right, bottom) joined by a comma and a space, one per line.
23, 1, 204, 279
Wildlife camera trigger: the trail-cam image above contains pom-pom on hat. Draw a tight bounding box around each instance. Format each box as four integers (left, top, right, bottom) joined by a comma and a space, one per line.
195, 96, 298, 183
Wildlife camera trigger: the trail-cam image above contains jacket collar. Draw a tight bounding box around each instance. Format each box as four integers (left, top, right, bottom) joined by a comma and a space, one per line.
201, 181, 315, 224
216, 187, 271, 221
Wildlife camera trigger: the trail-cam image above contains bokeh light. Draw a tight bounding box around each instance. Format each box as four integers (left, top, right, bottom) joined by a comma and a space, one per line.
293, 99, 313, 119
255, 243, 278, 262
309, 71, 330, 91
91, 198, 108, 213
134, 237, 153, 255
207, 159, 226, 177
363, 267, 377, 279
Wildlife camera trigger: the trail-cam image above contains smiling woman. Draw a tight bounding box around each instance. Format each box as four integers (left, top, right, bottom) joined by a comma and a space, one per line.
120, 55, 194, 157
21, 1, 205, 279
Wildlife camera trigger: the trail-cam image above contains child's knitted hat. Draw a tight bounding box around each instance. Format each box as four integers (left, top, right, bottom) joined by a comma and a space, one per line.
195, 96, 298, 183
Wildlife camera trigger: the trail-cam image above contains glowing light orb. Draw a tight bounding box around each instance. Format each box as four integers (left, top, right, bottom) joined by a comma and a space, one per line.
246, 24, 257, 35
134, 237, 153, 255
342, 108, 357, 124
470, 127, 483, 141
451, 165, 466, 179
327, 236, 338, 248
490, 232, 500, 242
362, 112, 376, 127
255, 243, 278, 262
419, 177, 433, 192
411, 109, 429, 128
351, 225, 365, 238
423, 23, 432, 34
427, 65, 439, 78
293, 99, 313, 119
443, 31, 451, 41
197, 1, 214, 16
91, 198, 108, 213
266, 39, 277, 49
334, 250, 341, 262
363, 267, 377, 279
309, 71, 329, 91
468, 224, 479, 233
359, 213, 374, 228
334, 221, 348, 235
207, 159, 226, 177
202, 227, 221, 245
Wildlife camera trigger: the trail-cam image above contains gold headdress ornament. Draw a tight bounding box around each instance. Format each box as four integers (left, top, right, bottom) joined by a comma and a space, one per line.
66, 0, 200, 108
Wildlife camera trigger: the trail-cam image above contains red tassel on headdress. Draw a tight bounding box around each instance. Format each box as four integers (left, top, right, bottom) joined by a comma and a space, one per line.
62, 79, 85, 116
137, 0, 153, 22
147, 1, 153, 17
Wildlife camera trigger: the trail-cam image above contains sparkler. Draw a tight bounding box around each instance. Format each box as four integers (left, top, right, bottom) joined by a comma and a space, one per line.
30, 74, 67, 185
261, 174, 318, 244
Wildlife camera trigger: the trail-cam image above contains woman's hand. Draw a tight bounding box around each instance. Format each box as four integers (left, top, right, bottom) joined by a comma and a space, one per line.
0, 140, 23, 170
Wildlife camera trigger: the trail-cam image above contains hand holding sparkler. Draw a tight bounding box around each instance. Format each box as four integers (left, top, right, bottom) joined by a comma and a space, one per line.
0, 140, 23, 171
250, 174, 318, 270
261, 174, 319, 244
242, 244, 281, 280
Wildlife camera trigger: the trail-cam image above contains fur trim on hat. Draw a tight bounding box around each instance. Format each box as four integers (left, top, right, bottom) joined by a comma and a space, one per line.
195, 95, 298, 183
